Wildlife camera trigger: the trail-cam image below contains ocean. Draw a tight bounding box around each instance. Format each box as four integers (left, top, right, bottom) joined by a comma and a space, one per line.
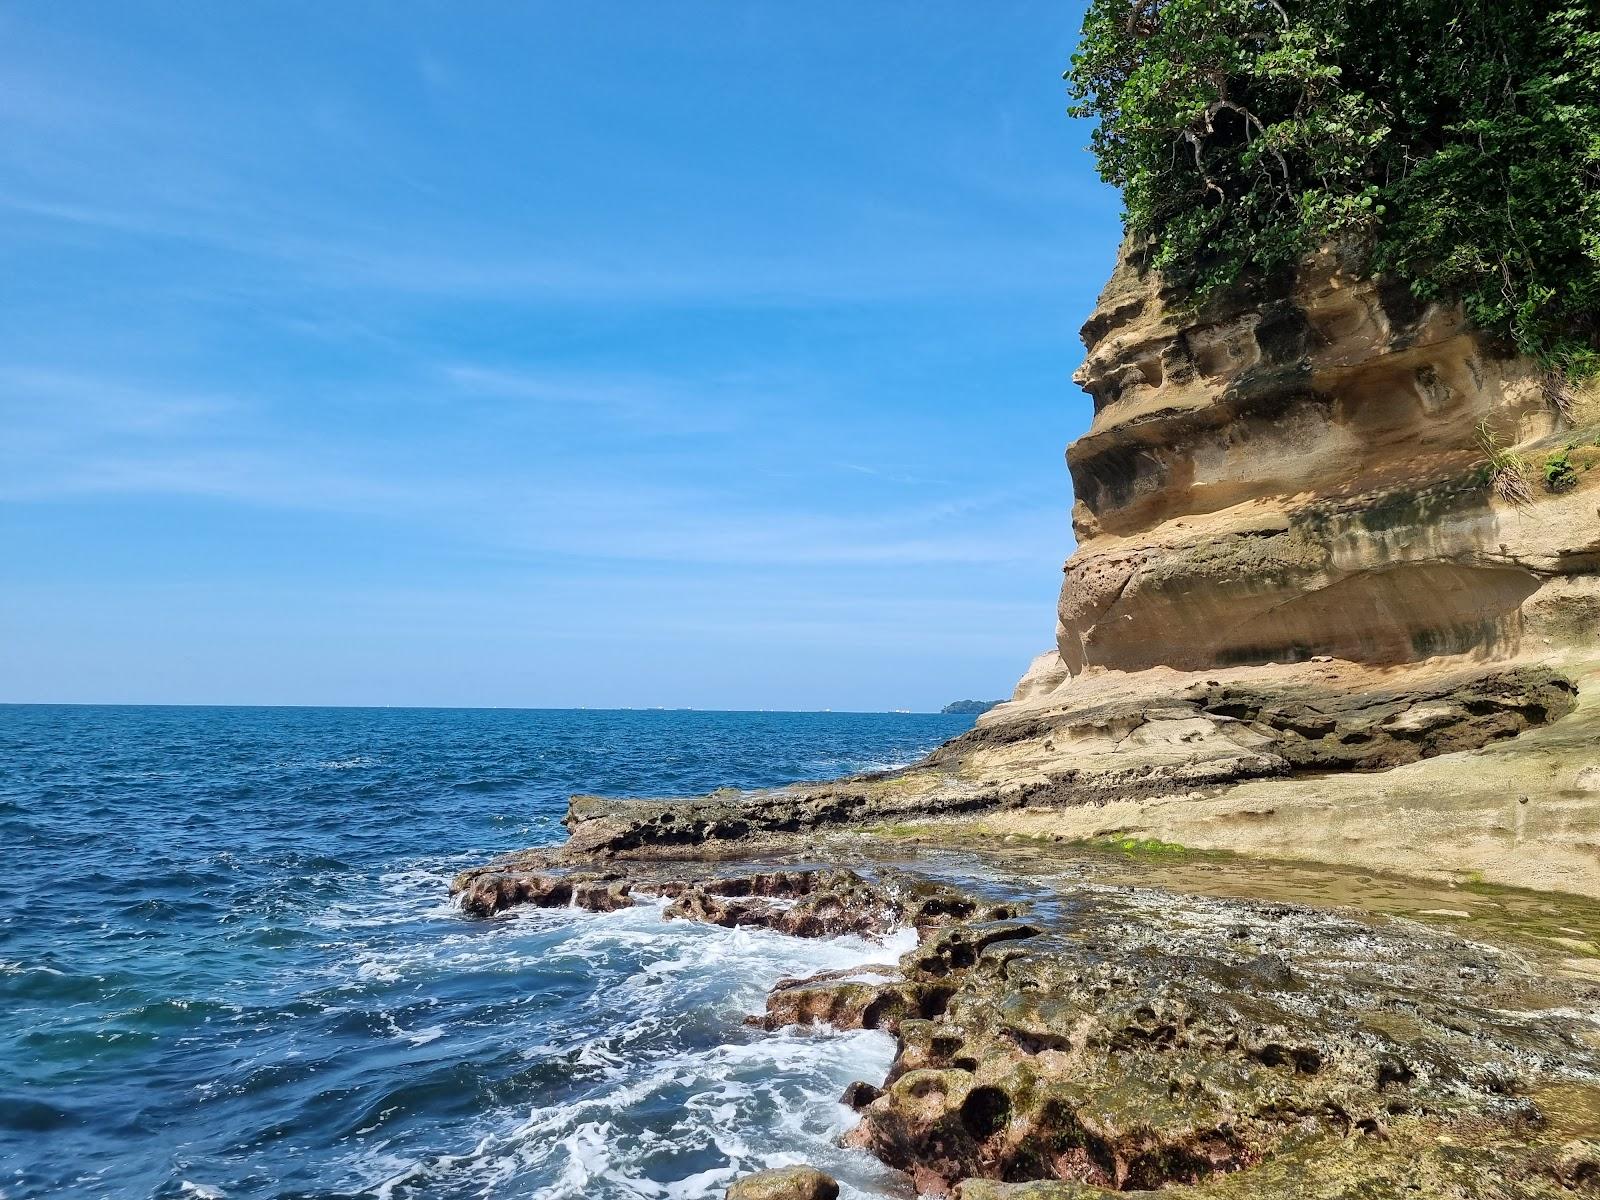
0, 705, 975, 1200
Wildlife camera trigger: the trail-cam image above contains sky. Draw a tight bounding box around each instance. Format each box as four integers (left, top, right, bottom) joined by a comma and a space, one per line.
0, 1, 1121, 710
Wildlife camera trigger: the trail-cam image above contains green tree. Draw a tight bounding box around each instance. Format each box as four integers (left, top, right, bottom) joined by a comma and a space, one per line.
1068, 0, 1600, 378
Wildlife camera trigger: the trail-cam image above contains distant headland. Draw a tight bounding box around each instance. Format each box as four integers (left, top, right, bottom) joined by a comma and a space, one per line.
938, 699, 1001, 716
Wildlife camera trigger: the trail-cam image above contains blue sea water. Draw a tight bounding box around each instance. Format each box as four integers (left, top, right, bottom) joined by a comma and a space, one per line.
0, 705, 975, 1200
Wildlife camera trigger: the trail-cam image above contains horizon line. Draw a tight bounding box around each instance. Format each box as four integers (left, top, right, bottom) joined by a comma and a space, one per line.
0, 700, 993, 715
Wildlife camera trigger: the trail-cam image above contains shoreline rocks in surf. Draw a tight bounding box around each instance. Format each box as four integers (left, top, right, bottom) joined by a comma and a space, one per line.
725, 1166, 840, 1200
451, 856, 1600, 1199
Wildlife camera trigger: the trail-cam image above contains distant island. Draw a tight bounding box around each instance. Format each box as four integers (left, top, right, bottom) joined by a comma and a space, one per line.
939, 699, 1001, 715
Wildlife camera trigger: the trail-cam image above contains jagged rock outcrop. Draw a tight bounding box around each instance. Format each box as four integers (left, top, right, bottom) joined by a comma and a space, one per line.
827, 884, 1600, 1198
450, 856, 1015, 929
451, 859, 1600, 1200
1055, 242, 1599, 676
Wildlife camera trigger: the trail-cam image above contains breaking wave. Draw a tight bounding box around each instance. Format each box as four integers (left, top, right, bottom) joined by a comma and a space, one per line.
1, 706, 968, 1199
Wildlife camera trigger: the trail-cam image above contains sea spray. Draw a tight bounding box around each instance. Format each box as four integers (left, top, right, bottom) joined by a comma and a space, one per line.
0, 705, 967, 1199
355, 903, 909, 1200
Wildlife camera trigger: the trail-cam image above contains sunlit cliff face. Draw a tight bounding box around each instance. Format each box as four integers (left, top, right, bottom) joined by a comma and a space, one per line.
1054, 243, 1589, 677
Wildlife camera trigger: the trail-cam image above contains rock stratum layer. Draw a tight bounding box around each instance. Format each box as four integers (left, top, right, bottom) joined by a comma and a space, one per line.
1060, 245, 1597, 675
533, 244, 1600, 896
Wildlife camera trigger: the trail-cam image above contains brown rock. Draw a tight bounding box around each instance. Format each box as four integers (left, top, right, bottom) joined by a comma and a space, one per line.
841, 1079, 884, 1110
724, 1165, 839, 1200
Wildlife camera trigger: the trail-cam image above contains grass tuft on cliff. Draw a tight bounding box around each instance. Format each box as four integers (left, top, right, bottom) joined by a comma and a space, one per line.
1067, 0, 1600, 380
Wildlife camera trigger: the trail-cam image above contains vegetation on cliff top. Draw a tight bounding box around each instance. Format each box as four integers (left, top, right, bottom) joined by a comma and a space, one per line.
1067, 0, 1600, 378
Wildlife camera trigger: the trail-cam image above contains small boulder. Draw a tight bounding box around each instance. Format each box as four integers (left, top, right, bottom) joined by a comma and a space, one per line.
725, 1165, 840, 1200
840, 1079, 884, 1110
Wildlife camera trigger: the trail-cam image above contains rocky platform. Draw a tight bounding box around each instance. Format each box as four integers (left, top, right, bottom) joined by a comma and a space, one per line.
544, 662, 1580, 867
450, 853, 1600, 1198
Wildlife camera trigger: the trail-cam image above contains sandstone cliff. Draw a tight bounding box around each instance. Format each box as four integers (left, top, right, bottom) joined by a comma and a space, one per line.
955, 242, 1600, 892
550, 244, 1600, 896
1054, 241, 1598, 679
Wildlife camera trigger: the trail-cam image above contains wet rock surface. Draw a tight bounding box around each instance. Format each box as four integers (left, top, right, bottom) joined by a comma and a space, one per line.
452, 854, 1600, 1198
451, 855, 1014, 932
725, 1165, 841, 1200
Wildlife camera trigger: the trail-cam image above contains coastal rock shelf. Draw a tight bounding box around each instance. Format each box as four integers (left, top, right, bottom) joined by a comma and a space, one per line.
451, 857, 1600, 1199
533, 663, 1579, 868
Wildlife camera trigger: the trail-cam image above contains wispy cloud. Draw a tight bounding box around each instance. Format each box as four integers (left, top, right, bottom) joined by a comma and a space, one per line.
834, 461, 952, 487
0, 35, 1104, 311
436, 363, 744, 435
0, 3, 1097, 706
0, 367, 235, 432
1, 362, 1061, 568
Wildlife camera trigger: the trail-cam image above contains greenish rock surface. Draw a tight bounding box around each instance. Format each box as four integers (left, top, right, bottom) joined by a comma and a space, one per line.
454, 853, 1600, 1198
724, 1165, 840, 1200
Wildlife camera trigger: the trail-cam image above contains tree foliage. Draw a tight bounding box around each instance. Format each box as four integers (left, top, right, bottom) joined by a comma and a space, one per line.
1067, 0, 1600, 378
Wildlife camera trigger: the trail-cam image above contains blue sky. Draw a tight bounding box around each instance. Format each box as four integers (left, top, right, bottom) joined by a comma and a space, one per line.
0, 2, 1119, 710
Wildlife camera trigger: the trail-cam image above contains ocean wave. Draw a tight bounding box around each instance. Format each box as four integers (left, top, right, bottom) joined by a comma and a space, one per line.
344, 904, 907, 1200
320, 756, 377, 771
800, 754, 921, 778
3, 706, 956, 1199
309, 863, 463, 932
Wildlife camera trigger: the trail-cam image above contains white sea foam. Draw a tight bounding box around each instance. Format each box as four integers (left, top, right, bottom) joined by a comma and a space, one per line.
310, 863, 466, 932
350, 900, 910, 1199
804, 755, 921, 778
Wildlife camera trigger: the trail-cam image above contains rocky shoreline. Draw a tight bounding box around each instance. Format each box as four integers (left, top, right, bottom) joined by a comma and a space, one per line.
474, 661, 1583, 876
451, 844, 1600, 1198
444, 211, 1600, 1197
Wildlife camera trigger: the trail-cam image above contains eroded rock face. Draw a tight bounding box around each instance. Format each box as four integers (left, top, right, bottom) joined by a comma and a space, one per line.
1057, 243, 1595, 676
450, 857, 1014, 932
934, 664, 1577, 775
785, 880, 1599, 1198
